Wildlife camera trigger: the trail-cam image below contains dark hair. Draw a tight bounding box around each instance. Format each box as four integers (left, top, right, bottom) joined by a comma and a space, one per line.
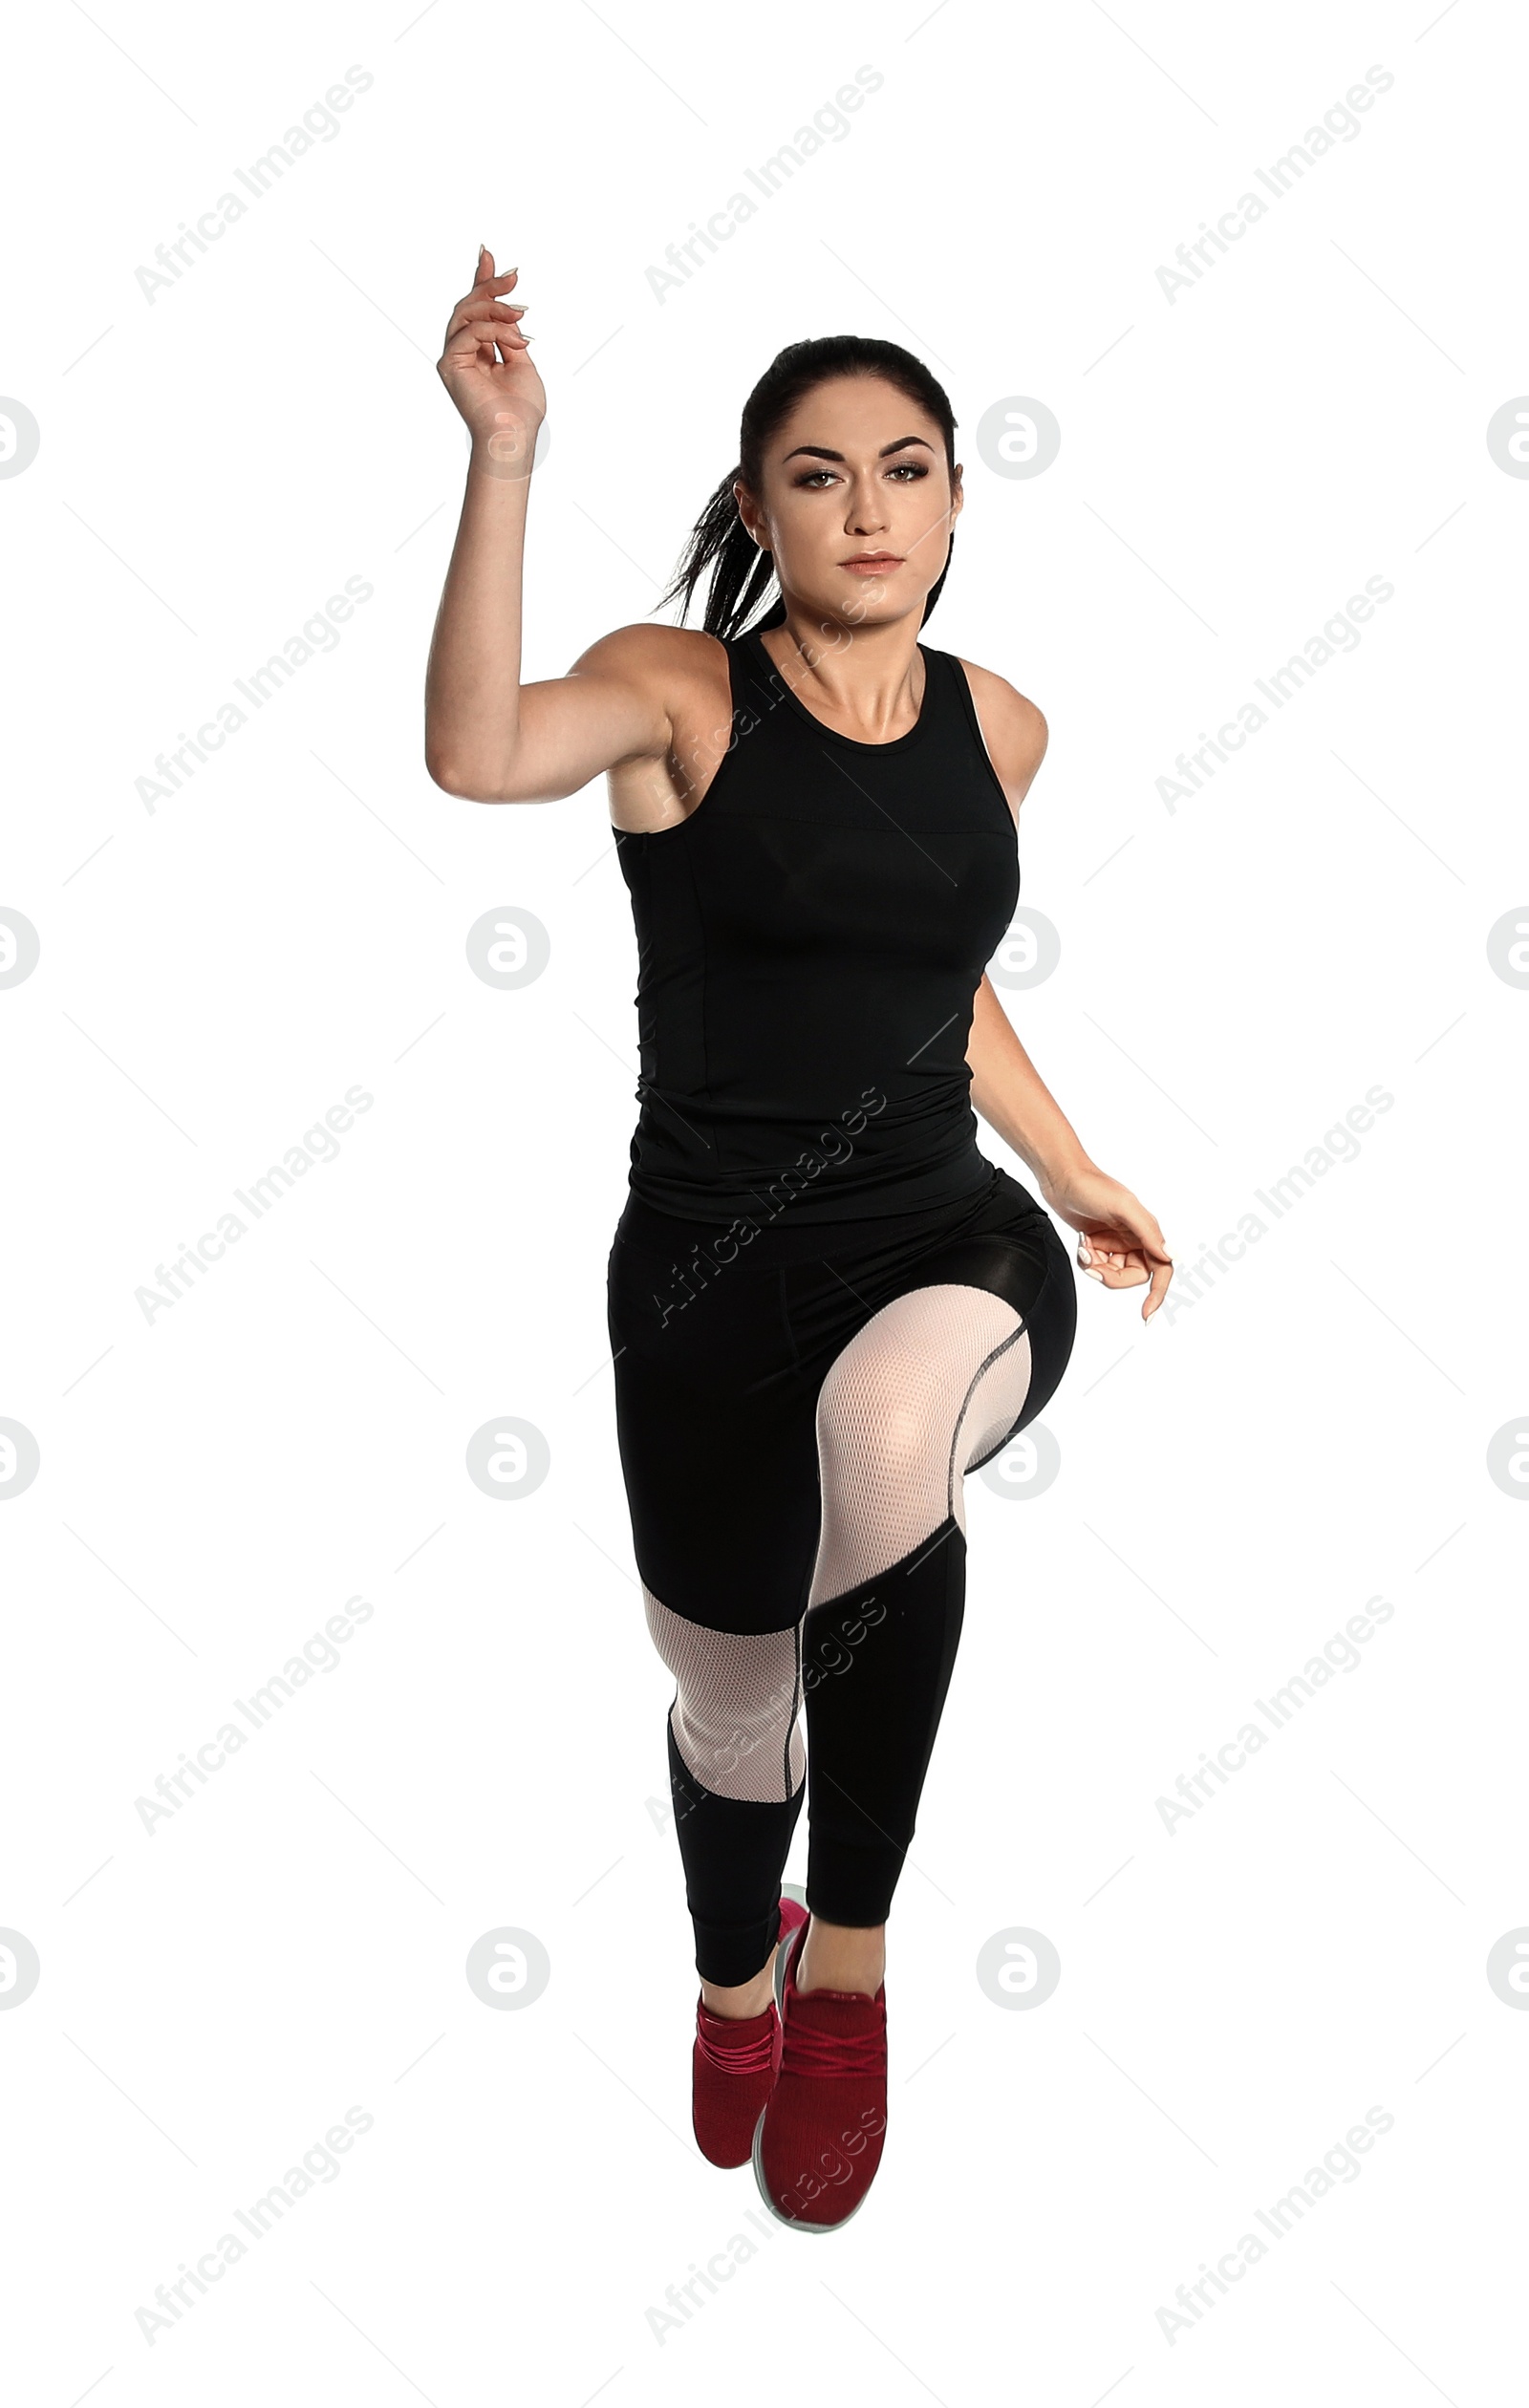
660, 335, 958, 640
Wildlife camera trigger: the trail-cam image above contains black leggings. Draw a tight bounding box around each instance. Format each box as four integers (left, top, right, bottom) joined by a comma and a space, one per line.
606, 1163, 1077, 1986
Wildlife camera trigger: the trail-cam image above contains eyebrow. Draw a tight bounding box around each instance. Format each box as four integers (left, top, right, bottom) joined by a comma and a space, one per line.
780, 435, 936, 463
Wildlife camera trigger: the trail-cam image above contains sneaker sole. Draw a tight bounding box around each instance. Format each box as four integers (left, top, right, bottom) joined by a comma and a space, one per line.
750, 1890, 875, 2235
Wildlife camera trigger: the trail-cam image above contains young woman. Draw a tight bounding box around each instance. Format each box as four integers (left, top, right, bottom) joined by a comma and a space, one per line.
425, 246, 1174, 2232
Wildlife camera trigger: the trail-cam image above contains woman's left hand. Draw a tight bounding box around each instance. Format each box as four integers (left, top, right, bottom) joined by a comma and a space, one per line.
1037, 1160, 1174, 1322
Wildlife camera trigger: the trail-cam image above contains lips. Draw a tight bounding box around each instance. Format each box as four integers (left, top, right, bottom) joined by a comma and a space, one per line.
842, 553, 903, 569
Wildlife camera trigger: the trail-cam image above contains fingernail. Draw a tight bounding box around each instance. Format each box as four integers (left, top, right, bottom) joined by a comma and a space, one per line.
1083, 1267, 1104, 1282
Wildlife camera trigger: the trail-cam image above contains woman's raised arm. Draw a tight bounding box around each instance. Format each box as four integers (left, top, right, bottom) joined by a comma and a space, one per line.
423, 245, 673, 804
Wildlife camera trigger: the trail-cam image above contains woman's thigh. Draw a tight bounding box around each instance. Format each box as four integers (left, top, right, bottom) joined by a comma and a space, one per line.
605, 1170, 1079, 1632
780, 1168, 1078, 1452
607, 1213, 822, 1638
894, 1203, 1079, 1460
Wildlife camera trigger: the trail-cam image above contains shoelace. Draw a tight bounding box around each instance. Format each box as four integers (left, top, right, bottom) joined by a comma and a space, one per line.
780, 2007, 887, 2080
695, 2010, 777, 2077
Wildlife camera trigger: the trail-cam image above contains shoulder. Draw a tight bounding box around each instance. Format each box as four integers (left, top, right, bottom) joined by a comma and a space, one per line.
564, 624, 732, 764
948, 656, 1048, 820
570, 620, 728, 696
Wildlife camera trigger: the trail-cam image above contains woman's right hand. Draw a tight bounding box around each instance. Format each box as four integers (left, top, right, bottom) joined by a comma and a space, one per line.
437, 244, 546, 473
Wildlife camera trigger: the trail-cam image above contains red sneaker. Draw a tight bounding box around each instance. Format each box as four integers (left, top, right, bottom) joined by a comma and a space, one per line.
692, 1893, 808, 2168
751, 1910, 888, 2230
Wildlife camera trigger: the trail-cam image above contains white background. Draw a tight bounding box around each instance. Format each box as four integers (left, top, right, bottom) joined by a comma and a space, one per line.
2, 0, 1524, 2399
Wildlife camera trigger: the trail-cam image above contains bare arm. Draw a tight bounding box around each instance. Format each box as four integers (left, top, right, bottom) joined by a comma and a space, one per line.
968, 977, 1095, 1184
960, 658, 1174, 1317
422, 244, 672, 803
955, 660, 1088, 1167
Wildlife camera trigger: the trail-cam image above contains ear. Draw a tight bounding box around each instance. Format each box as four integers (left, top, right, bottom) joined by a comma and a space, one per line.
950, 462, 965, 521
733, 480, 765, 548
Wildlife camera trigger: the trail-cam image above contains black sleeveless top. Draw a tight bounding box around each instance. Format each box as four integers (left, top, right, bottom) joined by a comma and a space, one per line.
614, 626, 1021, 1224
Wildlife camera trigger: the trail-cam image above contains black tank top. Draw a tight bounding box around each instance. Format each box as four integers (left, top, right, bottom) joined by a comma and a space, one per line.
614, 625, 1021, 1224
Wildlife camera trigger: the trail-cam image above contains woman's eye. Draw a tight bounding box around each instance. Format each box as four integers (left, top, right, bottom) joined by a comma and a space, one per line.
794, 462, 930, 488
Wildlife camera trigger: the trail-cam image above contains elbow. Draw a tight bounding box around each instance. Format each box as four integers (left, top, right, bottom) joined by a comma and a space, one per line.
424, 749, 508, 804
424, 721, 548, 802
426, 763, 478, 802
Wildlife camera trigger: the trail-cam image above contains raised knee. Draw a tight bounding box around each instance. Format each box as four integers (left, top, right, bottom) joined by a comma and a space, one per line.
817, 1387, 931, 1489
816, 1336, 929, 1446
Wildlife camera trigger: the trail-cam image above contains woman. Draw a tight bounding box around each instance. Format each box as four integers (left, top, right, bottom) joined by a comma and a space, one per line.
425, 246, 1174, 2232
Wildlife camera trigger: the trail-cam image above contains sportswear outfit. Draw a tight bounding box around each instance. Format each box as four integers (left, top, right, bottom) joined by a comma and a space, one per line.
607, 626, 1078, 1992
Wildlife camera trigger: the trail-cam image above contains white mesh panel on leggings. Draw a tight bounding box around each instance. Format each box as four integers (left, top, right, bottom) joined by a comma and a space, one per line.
643, 1585, 806, 1805
808, 1282, 1032, 1609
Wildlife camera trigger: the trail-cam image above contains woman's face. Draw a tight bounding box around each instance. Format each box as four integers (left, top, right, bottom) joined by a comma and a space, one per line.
735, 375, 962, 634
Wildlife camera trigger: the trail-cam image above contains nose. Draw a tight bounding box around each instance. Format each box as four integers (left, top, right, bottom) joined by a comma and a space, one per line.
845, 475, 889, 538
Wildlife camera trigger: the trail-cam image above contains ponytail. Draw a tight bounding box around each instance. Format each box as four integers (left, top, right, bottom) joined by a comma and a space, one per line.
658, 467, 780, 640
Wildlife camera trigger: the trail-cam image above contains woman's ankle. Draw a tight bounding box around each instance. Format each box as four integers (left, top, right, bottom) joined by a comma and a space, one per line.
700, 1947, 776, 2021
796, 1915, 885, 1998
